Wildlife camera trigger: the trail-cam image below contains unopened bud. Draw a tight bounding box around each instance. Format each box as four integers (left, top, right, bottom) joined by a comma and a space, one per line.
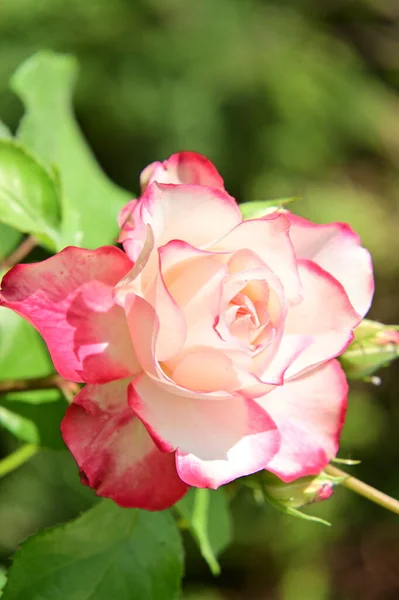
340, 319, 399, 380
262, 472, 336, 510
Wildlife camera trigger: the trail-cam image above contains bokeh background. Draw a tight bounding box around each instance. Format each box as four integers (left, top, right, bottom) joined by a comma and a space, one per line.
1, 0, 399, 598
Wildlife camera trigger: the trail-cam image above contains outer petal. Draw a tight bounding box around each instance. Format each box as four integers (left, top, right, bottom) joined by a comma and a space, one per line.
129, 374, 280, 488
259, 360, 348, 481
61, 380, 189, 510
0, 246, 139, 384
287, 213, 374, 317
137, 182, 242, 249
213, 214, 302, 305
140, 151, 225, 191
269, 259, 360, 378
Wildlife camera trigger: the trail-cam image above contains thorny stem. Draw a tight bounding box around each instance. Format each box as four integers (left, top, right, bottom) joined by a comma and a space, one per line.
0, 236, 36, 269
0, 374, 80, 403
326, 464, 399, 516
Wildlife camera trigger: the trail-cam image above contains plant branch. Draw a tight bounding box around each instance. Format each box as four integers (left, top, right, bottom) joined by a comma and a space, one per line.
0, 235, 36, 269
325, 464, 399, 516
0, 374, 80, 402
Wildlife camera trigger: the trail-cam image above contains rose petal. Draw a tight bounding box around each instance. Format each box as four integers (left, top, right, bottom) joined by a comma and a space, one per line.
259, 360, 348, 481
288, 213, 374, 317
140, 151, 225, 191
129, 374, 280, 488
145, 268, 187, 361
213, 214, 302, 305
61, 380, 189, 510
268, 259, 360, 379
175, 400, 280, 489
0, 246, 139, 384
126, 293, 250, 400
137, 182, 242, 249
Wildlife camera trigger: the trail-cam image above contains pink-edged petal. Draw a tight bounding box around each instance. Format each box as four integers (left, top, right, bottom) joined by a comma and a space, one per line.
125, 286, 187, 375
118, 197, 151, 263
130, 374, 280, 488
259, 360, 348, 482
138, 182, 242, 248
117, 235, 188, 362
61, 380, 189, 510
175, 401, 280, 489
114, 224, 156, 305
140, 152, 225, 191
118, 198, 138, 233
287, 213, 374, 317
213, 214, 302, 305
0, 246, 139, 384
145, 268, 187, 361
160, 239, 228, 280
269, 259, 360, 378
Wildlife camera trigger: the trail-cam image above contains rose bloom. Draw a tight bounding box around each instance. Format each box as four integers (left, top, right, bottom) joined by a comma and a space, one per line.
0, 152, 373, 510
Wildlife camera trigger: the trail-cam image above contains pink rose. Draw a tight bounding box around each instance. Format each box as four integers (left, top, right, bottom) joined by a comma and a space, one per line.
0, 152, 374, 510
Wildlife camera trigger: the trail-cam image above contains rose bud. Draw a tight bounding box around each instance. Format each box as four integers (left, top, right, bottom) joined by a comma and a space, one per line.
340, 319, 399, 379
262, 472, 336, 509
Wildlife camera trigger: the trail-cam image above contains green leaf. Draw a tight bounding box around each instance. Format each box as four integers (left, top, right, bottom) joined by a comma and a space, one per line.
0, 223, 22, 262
0, 398, 66, 450
175, 488, 232, 575
2, 500, 184, 600
0, 309, 65, 448
0, 566, 7, 598
0, 139, 62, 250
0, 309, 52, 378
0, 120, 11, 140
239, 197, 299, 220
12, 51, 131, 249
0, 406, 38, 444
0, 308, 58, 404
0, 444, 38, 479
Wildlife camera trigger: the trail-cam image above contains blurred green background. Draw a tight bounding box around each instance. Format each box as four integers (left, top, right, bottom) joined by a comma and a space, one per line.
1, 0, 399, 598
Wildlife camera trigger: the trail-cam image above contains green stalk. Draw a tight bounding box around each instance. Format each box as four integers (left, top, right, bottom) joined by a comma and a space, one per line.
325, 464, 399, 516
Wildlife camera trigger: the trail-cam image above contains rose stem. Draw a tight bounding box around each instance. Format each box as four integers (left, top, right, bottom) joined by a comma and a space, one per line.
325, 464, 399, 516
0, 235, 37, 269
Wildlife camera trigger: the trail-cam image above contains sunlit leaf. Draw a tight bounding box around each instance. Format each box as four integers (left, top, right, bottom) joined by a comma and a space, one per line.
0, 223, 22, 262
0, 139, 61, 250
2, 500, 184, 600
12, 51, 131, 248
239, 197, 299, 220
0, 308, 58, 404
0, 120, 11, 140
